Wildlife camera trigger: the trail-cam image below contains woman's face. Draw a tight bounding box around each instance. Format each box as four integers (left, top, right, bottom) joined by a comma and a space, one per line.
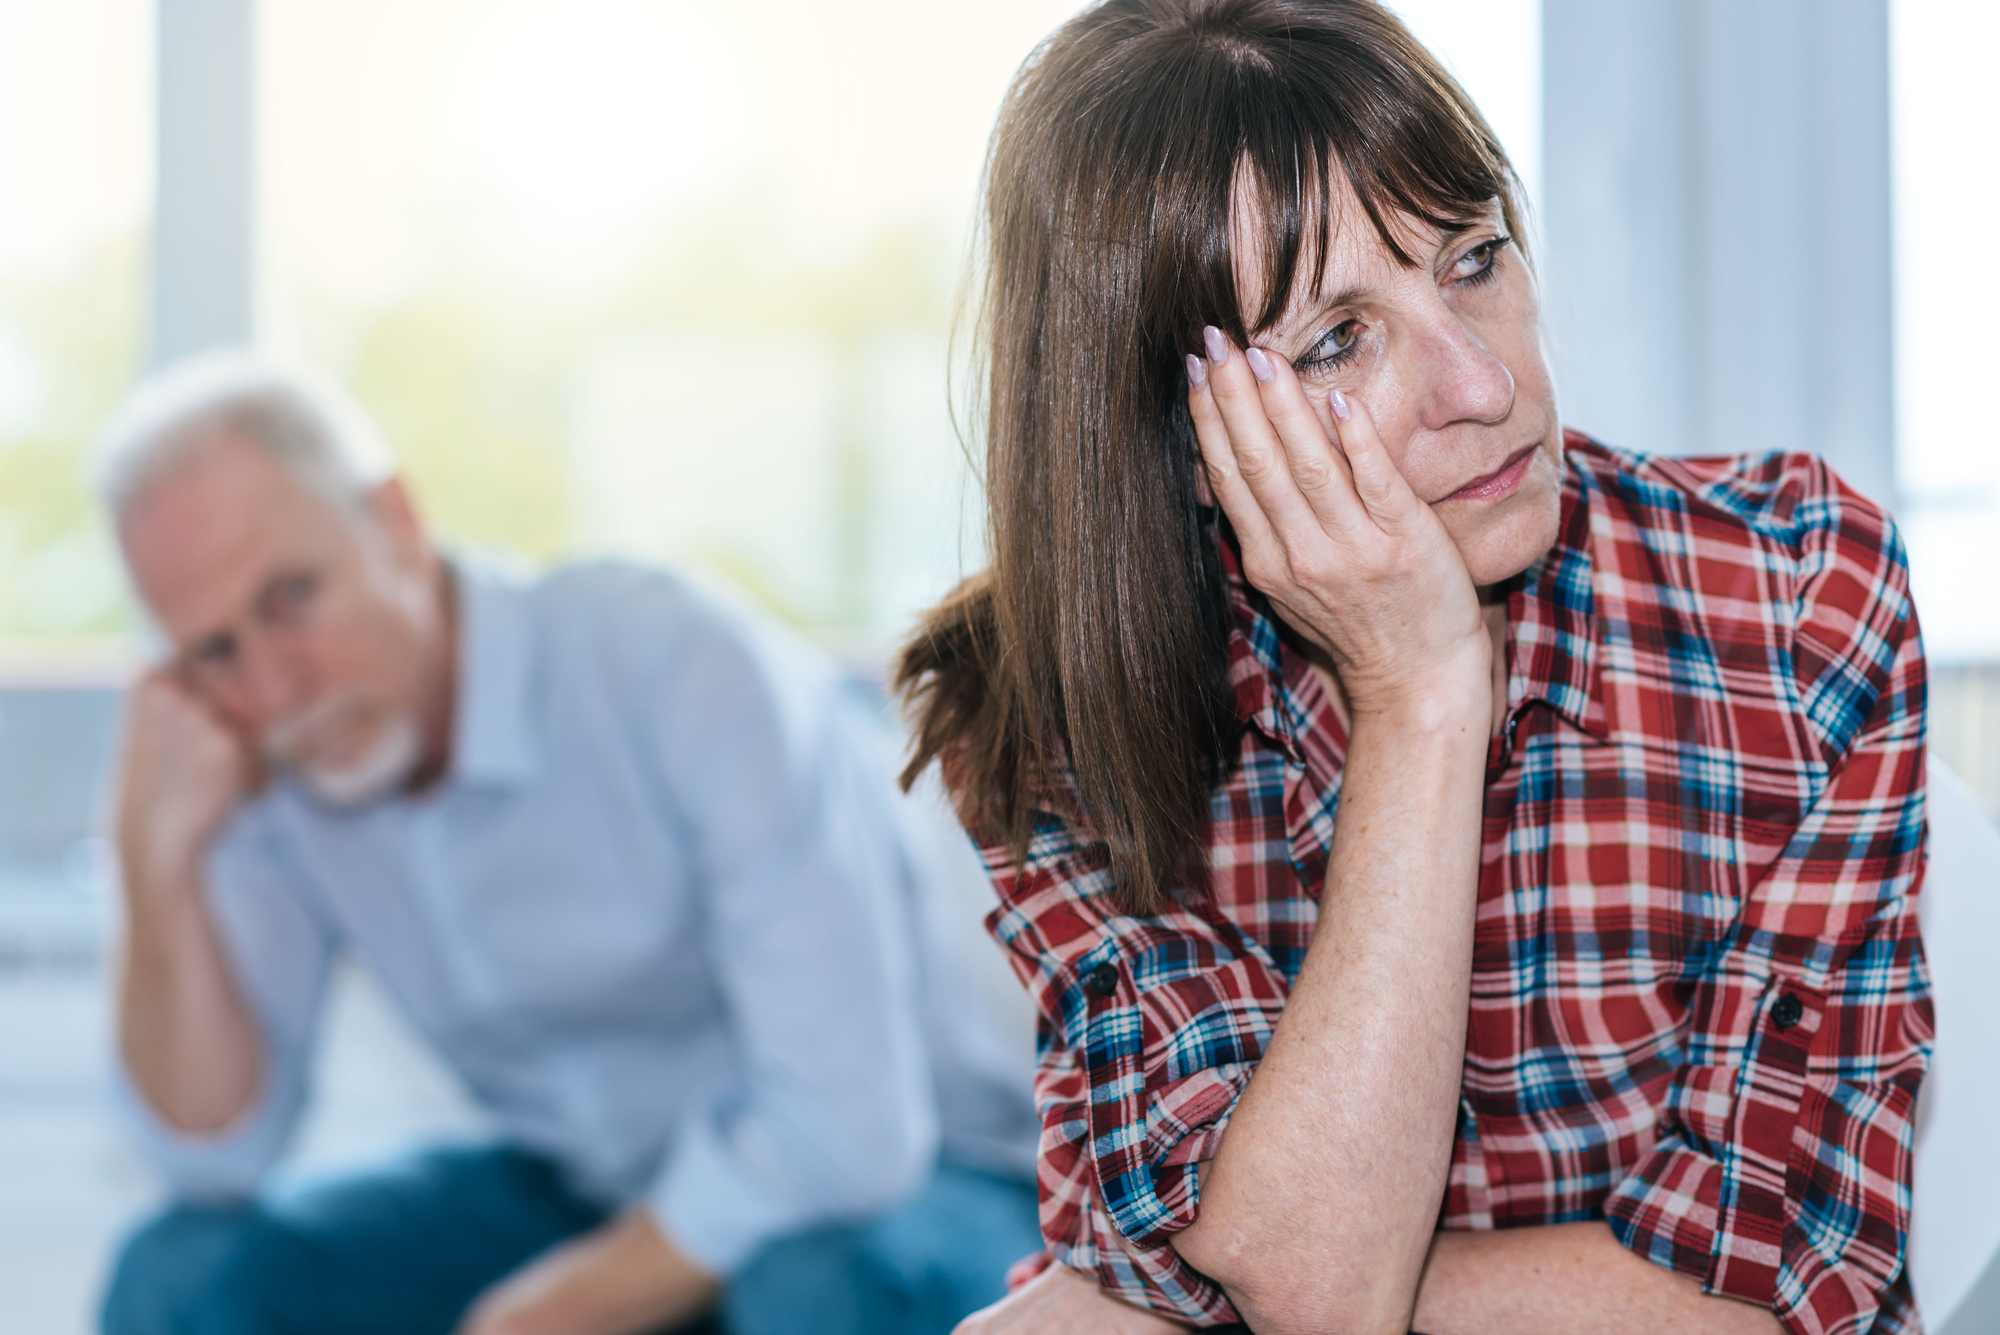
1234, 177, 1563, 589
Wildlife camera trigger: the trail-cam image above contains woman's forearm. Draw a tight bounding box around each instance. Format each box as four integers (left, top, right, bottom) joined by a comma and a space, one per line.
1174, 679, 1489, 1335
1412, 1224, 1783, 1334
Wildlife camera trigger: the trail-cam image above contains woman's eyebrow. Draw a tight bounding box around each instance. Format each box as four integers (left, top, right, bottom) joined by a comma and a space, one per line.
1275, 215, 1506, 342
1434, 218, 1504, 250
1272, 283, 1369, 345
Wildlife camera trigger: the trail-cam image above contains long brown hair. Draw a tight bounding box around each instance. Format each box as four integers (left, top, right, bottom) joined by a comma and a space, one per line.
896, 0, 1523, 914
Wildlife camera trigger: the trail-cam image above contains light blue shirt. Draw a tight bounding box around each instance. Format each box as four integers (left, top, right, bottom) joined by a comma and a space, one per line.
117, 558, 1037, 1274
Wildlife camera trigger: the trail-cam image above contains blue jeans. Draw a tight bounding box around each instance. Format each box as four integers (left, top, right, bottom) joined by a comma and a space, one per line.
101, 1145, 1042, 1335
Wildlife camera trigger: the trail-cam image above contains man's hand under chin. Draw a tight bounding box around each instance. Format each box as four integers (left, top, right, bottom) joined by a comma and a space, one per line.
116, 668, 260, 892
456, 1208, 720, 1335
952, 1261, 1193, 1335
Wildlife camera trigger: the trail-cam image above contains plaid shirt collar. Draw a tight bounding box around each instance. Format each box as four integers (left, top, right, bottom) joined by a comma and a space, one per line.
1500, 455, 1609, 741
1221, 441, 1611, 756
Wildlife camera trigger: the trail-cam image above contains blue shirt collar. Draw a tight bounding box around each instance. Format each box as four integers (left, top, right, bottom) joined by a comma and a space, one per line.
448, 556, 541, 790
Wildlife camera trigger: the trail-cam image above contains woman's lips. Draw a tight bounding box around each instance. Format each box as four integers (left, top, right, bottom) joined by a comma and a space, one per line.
1441, 444, 1538, 503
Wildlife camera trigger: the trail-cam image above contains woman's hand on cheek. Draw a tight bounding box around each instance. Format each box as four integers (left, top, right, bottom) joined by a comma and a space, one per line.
1188, 327, 1488, 717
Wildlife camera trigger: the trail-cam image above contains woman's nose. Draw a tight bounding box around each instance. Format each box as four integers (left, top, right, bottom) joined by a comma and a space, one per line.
1413, 311, 1515, 429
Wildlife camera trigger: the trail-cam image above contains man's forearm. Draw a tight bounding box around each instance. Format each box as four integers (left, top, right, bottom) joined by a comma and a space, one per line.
1412, 1223, 1784, 1335
1174, 687, 1489, 1335
117, 859, 262, 1134
458, 1207, 720, 1335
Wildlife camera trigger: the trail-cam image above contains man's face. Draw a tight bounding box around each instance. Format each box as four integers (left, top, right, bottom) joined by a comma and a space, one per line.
118, 433, 449, 806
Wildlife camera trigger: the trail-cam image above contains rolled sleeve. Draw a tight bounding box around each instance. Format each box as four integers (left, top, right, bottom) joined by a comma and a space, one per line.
648, 1094, 858, 1275
110, 1055, 308, 1200
1608, 494, 1932, 1335
1608, 913, 1928, 1333
642, 611, 939, 1273
984, 815, 1290, 1326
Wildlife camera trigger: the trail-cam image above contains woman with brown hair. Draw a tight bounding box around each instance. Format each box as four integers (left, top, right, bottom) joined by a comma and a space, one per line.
898, 2, 1931, 1333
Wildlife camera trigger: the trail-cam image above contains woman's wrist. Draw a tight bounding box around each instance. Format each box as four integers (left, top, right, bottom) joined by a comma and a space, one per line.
1339, 643, 1492, 735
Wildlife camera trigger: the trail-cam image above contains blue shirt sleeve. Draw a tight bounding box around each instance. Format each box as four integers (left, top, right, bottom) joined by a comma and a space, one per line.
630, 589, 939, 1273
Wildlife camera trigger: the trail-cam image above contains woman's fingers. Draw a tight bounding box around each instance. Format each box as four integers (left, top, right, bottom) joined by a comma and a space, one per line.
1241, 345, 1368, 533
1327, 389, 1419, 528
1186, 353, 1278, 556
1196, 331, 1349, 547
1185, 331, 1484, 696
1186, 327, 1425, 585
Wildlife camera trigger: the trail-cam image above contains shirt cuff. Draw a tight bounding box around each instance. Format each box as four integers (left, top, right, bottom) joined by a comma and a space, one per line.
110, 1062, 297, 1200
1062, 1196, 1244, 1327
1604, 1137, 1728, 1283
1606, 981, 1831, 1315
648, 1105, 823, 1276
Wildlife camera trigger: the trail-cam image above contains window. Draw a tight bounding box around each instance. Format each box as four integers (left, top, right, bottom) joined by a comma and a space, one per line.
264, 0, 1085, 646
1894, 0, 2000, 804
1893, 0, 1999, 659
0, 0, 149, 653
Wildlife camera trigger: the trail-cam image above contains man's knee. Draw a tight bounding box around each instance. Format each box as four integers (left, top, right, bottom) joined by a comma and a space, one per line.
723, 1167, 1042, 1335
101, 1202, 281, 1335
726, 1222, 916, 1335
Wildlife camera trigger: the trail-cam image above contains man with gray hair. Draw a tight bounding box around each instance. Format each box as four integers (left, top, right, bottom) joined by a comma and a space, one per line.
94, 353, 1041, 1335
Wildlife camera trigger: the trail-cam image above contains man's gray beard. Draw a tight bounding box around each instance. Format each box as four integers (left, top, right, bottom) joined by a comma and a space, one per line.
262, 698, 423, 809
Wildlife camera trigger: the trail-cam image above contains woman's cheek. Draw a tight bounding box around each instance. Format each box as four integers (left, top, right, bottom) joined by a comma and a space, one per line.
1355, 361, 1427, 473
1495, 282, 1555, 407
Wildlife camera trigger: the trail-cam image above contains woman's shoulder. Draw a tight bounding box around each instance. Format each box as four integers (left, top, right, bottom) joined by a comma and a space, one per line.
1562, 434, 1918, 755
1566, 432, 1892, 554
1563, 432, 1907, 599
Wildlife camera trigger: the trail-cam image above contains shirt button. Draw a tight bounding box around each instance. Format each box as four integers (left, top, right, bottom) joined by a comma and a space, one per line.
1772, 994, 1804, 1031
1083, 963, 1120, 998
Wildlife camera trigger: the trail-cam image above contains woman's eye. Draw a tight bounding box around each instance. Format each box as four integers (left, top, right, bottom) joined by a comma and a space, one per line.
1299, 319, 1363, 372
1451, 236, 1509, 285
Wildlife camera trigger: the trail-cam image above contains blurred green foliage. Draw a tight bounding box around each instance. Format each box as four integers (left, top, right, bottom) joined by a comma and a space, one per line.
305, 197, 962, 630
0, 202, 964, 647
0, 239, 144, 642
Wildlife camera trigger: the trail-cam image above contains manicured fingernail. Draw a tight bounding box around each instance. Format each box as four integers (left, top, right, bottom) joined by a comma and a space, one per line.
1330, 388, 1351, 421
1203, 326, 1228, 363
1185, 353, 1207, 388
1245, 347, 1274, 383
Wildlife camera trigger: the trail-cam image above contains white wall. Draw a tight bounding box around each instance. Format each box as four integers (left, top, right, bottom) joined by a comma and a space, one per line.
152, 0, 256, 364
1540, 0, 1896, 507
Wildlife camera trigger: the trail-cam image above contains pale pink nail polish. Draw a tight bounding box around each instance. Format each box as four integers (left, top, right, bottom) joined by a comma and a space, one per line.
1245, 347, 1274, 383
1330, 388, 1351, 421
1186, 353, 1207, 388
1203, 325, 1228, 363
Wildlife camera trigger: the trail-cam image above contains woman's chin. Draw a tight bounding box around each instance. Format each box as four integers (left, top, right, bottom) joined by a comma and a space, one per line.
1449, 458, 1564, 589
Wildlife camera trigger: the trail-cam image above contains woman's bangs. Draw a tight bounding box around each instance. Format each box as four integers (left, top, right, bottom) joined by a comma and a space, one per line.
1215, 57, 1519, 338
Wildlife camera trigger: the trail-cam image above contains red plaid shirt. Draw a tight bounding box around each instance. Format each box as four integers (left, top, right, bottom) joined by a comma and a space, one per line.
979, 436, 1932, 1333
